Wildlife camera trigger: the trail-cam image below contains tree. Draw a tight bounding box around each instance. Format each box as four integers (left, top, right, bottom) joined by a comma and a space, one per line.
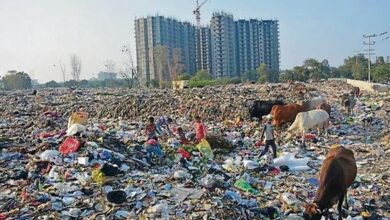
303, 58, 323, 81
104, 60, 116, 74
178, 73, 191, 80
376, 56, 385, 65
70, 54, 82, 82
242, 70, 258, 82
256, 64, 271, 83
2, 71, 32, 90
59, 61, 67, 82
64, 80, 77, 88
154, 46, 169, 87
80, 79, 89, 87
321, 59, 331, 78
171, 48, 184, 80
45, 80, 60, 88
191, 70, 212, 81
279, 69, 305, 82
372, 63, 390, 83
121, 44, 140, 89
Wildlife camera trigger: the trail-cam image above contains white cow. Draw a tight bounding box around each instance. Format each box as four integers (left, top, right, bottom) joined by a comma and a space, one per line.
298, 96, 327, 111
286, 109, 330, 146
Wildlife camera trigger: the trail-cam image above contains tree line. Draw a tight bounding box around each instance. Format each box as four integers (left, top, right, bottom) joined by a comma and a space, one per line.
1, 54, 389, 90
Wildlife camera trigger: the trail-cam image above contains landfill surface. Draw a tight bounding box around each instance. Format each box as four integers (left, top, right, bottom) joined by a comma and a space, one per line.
0, 81, 389, 220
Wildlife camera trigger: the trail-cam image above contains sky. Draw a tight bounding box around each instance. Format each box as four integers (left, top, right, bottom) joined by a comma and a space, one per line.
0, 0, 389, 83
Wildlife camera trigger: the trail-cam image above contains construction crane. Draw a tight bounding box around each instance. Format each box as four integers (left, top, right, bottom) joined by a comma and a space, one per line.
193, 0, 208, 27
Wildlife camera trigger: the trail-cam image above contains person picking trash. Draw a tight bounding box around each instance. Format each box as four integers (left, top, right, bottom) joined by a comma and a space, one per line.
145, 116, 157, 140
258, 114, 278, 159
155, 116, 173, 135
194, 116, 207, 143
145, 136, 164, 165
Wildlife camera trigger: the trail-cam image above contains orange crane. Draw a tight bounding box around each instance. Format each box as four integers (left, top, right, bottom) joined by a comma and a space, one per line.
193, 0, 209, 27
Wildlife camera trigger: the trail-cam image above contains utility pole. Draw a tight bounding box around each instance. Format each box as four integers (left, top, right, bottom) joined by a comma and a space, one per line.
363, 34, 377, 82
363, 32, 388, 82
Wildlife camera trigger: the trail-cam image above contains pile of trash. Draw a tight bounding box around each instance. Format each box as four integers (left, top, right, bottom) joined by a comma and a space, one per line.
0, 81, 389, 219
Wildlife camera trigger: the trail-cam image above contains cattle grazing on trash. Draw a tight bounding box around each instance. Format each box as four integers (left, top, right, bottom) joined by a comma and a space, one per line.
249, 100, 285, 119
303, 146, 357, 220
285, 109, 329, 146
270, 104, 303, 127
300, 96, 327, 112
352, 86, 360, 97
316, 102, 331, 116
341, 94, 356, 115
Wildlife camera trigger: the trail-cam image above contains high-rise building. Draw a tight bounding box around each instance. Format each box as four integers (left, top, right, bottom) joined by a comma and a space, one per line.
198, 27, 212, 74
235, 19, 280, 79
135, 13, 280, 85
135, 16, 196, 86
210, 12, 237, 78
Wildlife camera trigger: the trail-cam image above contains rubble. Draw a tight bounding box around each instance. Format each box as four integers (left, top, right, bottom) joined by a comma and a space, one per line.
0, 81, 389, 219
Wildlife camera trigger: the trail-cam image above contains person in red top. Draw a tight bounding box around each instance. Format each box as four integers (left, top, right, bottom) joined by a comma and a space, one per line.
145, 117, 157, 140
194, 116, 206, 142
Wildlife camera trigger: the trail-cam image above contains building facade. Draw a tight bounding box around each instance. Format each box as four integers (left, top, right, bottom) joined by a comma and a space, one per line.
97, 71, 117, 81
235, 19, 280, 79
210, 12, 237, 78
135, 16, 197, 86
135, 13, 280, 85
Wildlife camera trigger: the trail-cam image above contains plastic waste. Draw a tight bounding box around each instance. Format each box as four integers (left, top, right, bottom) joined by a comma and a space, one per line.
199, 174, 215, 188
66, 123, 86, 136
40, 150, 60, 161
174, 170, 191, 179
107, 190, 127, 204
273, 153, 311, 171
234, 178, 260, 196
77, 157, 89, 165
68, 111, 88, 128
196, 139, 214, 160
59, 137, 80, 155
91, 169, 105, 185
243, 159, 260, 170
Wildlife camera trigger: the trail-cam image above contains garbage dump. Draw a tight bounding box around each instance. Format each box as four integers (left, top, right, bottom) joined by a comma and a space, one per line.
0, 81, 389, 219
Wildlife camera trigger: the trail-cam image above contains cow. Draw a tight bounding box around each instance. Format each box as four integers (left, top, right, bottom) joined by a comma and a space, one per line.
285, 109, 329, 146
299, 96, 327, 112
270, 104, 303, 127
351, 87, 360, 98
316, 102, 331, 116
249, 100, 285, 120
341, 94, 356, 115
303, 146, 357, 220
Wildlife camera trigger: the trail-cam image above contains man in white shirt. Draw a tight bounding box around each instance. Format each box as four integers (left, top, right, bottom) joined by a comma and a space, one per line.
259, 115, 277, 159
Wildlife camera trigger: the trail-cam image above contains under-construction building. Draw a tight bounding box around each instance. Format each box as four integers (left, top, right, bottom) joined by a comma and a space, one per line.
135, 13, 280, 86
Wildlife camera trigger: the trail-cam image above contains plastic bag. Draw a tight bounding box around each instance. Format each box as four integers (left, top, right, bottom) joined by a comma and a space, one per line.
68, 112, 88, 128
66, 123, 86, 136
59, 137, 80, 155
234, 178, 259, 196
196, 139, 214, 160
91, 169, 105, 185
40, 150, 60, 161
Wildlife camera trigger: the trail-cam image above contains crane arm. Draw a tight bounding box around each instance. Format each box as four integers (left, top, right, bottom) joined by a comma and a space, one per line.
195, 0, 208, 11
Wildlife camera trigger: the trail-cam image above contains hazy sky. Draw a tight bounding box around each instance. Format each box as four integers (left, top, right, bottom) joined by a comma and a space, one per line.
0, 0, 389, 83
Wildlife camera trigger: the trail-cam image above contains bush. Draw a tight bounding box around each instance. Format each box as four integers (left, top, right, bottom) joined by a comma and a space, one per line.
229, 77, 242, 84
188, 80, 215, 88
178, 73, 192, 80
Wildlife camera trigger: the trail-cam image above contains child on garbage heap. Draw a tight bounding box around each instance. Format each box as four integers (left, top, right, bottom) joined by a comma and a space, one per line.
155, 116, 173, 135
194, 116, 207, 143
145, 116, 157, 140
145, 136, 164, 164
176, 127, 190, 144
258, 115, 278, 159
